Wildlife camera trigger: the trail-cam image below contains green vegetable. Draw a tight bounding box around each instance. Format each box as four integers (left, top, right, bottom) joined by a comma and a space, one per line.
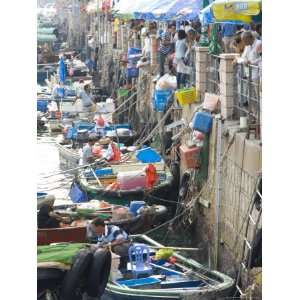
155, 248, 174, 260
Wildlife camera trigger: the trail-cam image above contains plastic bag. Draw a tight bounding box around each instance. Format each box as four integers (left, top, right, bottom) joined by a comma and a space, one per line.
156, 74, 177, 90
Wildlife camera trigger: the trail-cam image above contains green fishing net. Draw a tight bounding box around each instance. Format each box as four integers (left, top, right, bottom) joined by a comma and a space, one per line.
37, 243, 88, 265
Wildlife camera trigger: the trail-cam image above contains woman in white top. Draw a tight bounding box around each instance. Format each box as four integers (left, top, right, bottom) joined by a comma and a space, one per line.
175, 30, 190, 89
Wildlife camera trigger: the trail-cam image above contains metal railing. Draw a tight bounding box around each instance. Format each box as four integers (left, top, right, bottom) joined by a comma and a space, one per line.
233, 63, 262, 129
206, 54, 221, 94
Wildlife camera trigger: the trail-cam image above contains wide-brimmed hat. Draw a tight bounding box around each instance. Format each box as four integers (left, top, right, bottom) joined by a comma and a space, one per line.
99, 137, 111, 145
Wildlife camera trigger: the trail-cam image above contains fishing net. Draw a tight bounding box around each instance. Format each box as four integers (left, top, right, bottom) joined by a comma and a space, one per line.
37, 243, 88, 265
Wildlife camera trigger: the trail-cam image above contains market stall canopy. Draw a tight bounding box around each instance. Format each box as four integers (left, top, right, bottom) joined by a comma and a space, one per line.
87, 0, 112, 14
199, 3, 215, 25
37, 34, 57, 42
37, 27, 56, 35
134, 0, 204, 21
211, 0, 261, 24
112, 0, 148, 19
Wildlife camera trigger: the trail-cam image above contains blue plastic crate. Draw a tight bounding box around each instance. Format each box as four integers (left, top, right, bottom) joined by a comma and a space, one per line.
126, 67, 139, 79
37, 100, 48, 113
85, 168, 113, 178
192, 112, 213, 133
74, 122, 94, 131
128, 47, 142, 56
104, 124, 131, 131
153, 89, 173, 112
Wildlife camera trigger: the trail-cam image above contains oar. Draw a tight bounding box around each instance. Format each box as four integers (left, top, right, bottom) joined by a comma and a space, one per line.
90, 167, 103, 187
41, 158, 106, 179
149, 246, 199, 251
149, 263, 187, 276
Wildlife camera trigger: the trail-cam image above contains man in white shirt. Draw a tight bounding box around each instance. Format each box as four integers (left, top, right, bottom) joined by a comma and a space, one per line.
238, 31, 262, 80
236, 31, 262, 106
79, 136, 96, 165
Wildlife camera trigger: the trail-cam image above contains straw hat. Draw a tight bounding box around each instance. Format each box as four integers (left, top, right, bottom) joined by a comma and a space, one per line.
99, 137, 111, 145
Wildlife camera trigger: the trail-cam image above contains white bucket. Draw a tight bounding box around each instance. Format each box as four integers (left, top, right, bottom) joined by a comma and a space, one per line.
240, 117, 248, 129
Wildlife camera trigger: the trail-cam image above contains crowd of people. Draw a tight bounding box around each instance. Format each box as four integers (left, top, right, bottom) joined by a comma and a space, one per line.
122, 20, 262, 90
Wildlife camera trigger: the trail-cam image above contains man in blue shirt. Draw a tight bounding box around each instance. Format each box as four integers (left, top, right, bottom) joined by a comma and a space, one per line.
86, 218, 130, 270
221, 24, 237, 53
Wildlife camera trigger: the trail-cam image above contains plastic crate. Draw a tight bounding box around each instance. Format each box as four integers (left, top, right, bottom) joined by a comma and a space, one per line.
104, 124, 131, 131
192, 112, 213, 133
117, 88, 129, 98
128, 47, 142, 56
85, 168, 113, 178
37, 100, 48, 113
175, 87, 196, 106
126, 67, 139, 79
153, 89, 173, 112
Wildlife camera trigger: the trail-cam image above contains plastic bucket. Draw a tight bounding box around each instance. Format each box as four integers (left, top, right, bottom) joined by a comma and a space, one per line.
129, 201, 146, 216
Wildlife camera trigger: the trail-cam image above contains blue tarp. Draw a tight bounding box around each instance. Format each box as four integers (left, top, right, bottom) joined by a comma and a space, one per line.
69, 182, 88, 203
199, 3, 215, 25
134, 0, 203, 21
58, 57, 66, 84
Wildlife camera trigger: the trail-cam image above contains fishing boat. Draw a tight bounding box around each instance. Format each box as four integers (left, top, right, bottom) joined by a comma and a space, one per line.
37, 202, 168, 245
62, 122, 138, 146
56, 142, 80, 169
105, 234, 235, 300
76, 158, 173, 205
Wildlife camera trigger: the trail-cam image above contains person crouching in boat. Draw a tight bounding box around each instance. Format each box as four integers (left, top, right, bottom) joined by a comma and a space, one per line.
86, 218, 130, 270
79, 135, 98, 166
103, 139, 121, 162
38, 201, 70, 229
93, 114, 108, 137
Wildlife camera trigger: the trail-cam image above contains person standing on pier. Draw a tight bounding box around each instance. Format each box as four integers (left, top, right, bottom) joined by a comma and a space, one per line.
77, 83, 96, 120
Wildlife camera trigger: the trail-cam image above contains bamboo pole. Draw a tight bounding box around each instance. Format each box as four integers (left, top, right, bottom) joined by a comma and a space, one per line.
149, 246, 199, 251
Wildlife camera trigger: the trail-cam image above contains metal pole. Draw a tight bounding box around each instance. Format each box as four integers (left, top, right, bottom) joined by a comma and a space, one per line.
214, 116, 222, 269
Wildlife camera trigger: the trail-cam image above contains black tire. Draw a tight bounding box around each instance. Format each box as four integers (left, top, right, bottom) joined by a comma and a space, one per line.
38, 268, 65, 281
37, 268, 66, 292
61, 250, 93, 300
86, 248, 112, 298
170, 161, 180, 192
178, 172, 191, 201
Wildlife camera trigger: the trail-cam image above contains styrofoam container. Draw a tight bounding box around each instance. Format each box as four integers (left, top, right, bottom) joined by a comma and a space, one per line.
117, 170, 146, 190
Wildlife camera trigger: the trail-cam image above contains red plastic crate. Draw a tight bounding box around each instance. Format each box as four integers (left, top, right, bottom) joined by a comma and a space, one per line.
180, 145, 201, 169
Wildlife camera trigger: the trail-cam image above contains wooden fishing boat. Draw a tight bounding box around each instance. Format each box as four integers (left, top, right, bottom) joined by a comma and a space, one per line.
56, 142, 80, 169
76, 160, 173, 205
37, 203, 168, 246
104, 234, 235, 300
62, 122, 139, 147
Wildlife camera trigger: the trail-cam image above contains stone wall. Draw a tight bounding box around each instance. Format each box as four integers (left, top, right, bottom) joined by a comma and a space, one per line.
194, 118, 262, 277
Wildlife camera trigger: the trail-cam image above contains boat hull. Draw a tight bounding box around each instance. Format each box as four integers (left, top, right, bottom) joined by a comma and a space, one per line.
37, 226, 86, 245
37, 207, 167, 245
103, 288, 234, 300
56, 142, 79, 170
104, 235, 235, 300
